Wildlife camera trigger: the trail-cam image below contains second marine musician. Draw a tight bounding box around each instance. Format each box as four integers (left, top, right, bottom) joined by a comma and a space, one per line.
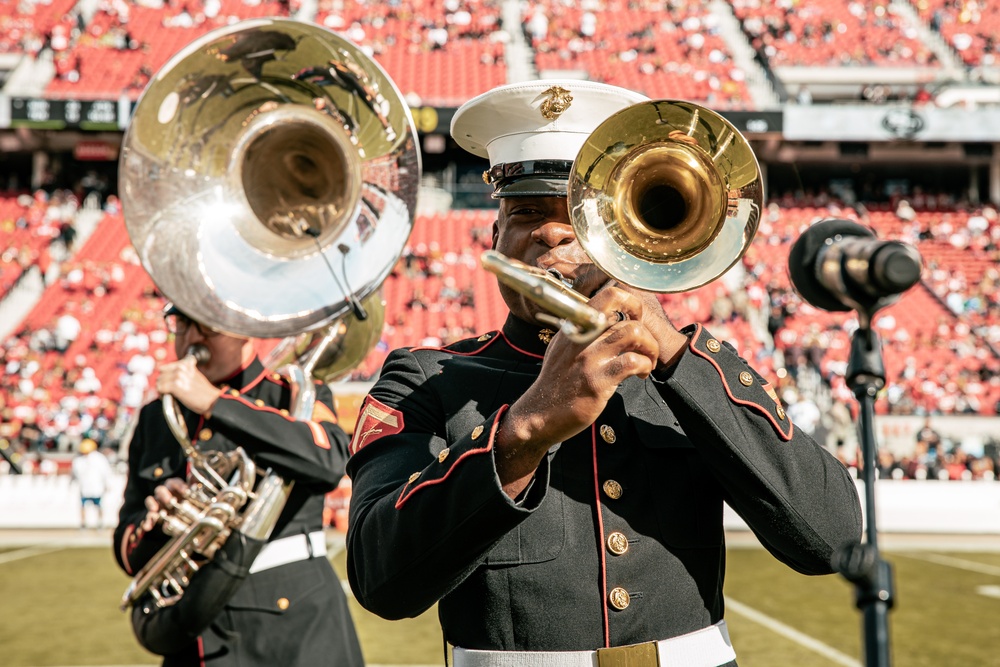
113, 304, 364, 667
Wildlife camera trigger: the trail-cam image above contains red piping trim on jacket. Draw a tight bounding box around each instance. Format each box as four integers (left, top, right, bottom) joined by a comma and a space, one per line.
223, 394, 297, 421
220, 393, 332, 448
216, 358, 266, 393
197, 636, 206, 667
687, 324, 794, 441
499, 331, 545, 359
408, 331, 501, 356
394, 405, 509, 509
120, 524, 135, 575
238, 365, 269, 393
592, 424, 610, 646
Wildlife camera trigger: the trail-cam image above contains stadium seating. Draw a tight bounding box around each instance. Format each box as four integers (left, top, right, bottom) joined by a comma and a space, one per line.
42, 0, 505, 106
0, 192, 69, 301
733, 0, 939, 67
913, 0, 1000, 67
527, 0, 754, 107
0, 0, 78, 55
45, 0, 291, 99
315, 0, 507, 106
3, 200, 997, 463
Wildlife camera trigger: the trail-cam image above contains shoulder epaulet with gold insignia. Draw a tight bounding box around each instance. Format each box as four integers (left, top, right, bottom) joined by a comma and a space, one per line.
684, 324, 793, 441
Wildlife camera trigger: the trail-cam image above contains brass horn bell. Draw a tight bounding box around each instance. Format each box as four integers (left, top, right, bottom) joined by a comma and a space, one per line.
482, 100, 763, 343
569, 100, 762, 293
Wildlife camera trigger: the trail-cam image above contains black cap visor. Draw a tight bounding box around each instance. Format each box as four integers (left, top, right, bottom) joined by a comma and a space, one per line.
494, 176, 569, 198
486, 160, 572, 198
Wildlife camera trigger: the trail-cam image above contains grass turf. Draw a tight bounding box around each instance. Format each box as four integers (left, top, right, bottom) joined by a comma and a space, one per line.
1, 544, 998, 666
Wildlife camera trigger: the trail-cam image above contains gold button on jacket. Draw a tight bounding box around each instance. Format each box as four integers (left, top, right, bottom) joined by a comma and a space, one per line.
599, 424, 616, 444
608, 587, 630, 610
602, 479, 623, 500
607, 532, 629, 555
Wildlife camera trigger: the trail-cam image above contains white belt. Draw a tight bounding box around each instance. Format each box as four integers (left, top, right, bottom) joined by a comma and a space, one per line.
248, 530, 327, 574
453, 620, 735, 667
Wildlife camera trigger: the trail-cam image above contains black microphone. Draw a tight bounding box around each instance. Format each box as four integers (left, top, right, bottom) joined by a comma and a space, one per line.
788, 218, 922, 313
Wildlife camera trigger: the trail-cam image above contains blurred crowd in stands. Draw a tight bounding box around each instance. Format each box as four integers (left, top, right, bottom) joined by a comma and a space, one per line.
1, 184, 999, 480
873, 417, 999, 481
318, 0, 503, 57
3, 0, 999, 107
734, 0, 938, 67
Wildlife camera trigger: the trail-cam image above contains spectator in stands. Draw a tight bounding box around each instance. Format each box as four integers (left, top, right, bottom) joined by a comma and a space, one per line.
784, 387, 822, 436
54, 308, 81, 352
119, 370, 149, 413
73, 367, 102, 395
525, 9, 548, 41
113, 303, 363, 666
71, 438, 112, 529
826, 400, 858, 452
36, 244, 52, 287
916, 416, 942, 455
345, 79, 862, 667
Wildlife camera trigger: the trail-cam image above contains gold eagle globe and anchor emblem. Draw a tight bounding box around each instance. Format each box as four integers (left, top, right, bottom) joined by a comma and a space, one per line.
539, 86, 573, 119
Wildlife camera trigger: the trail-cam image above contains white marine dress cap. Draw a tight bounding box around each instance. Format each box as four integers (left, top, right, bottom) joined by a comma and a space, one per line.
451, 79, 648, 197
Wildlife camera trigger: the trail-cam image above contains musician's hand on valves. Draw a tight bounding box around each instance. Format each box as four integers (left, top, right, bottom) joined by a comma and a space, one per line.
611, 286, 689, 371
141, 478, 190, 532
156, 356, 221, 415
558, 259, 688, 371
495, 286, 660, 495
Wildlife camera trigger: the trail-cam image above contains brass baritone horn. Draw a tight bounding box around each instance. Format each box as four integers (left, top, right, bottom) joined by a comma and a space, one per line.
483, 100, 762, 343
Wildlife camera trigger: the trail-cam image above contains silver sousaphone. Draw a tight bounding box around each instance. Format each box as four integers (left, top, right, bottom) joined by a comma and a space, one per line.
119, 19, 419, 612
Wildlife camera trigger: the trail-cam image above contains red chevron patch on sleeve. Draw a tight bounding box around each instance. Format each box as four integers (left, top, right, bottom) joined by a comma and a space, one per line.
349, 396, 405, 455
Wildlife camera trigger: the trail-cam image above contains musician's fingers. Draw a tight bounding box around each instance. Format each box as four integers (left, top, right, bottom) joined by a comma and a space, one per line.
606, 319, 659, 360
588, 286, 645, 324
153, 484, 176, 506
141, 497, 160, 530
163, 477, 189, 496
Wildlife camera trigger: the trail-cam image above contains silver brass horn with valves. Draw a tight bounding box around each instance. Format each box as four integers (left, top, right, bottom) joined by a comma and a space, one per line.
482, 100, 762, 342
119, 18, 418, 612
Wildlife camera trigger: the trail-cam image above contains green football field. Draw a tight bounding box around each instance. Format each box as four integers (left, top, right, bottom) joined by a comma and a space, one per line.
1, 535, 998, 667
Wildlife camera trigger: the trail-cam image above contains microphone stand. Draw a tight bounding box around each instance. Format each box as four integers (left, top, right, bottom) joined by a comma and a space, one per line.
833, 311, 895, 667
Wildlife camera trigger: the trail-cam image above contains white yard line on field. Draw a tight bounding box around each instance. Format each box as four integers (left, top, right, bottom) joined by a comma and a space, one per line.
726, 598, 862, 667
0, 545, 62, 565
897, 552, 1000, 577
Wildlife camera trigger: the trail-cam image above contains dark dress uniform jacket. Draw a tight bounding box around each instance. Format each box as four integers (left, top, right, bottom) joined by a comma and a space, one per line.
114, 357, 363, 667
346, 316, 862, 654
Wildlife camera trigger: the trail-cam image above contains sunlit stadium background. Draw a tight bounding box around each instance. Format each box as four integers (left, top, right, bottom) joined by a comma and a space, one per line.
1, 0, 999, 665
